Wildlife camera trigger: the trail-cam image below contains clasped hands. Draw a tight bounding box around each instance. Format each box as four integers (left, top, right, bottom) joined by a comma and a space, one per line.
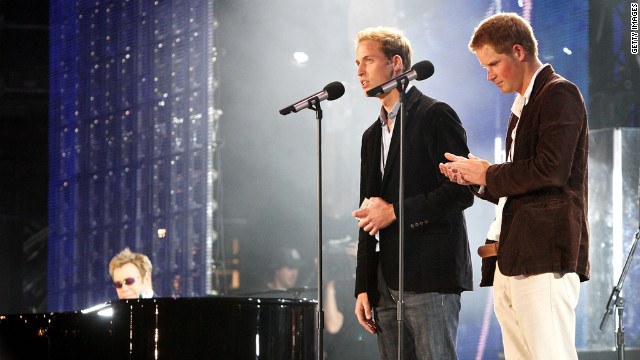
439, 152, 490, 186
351, 197, 396, 236
351, 152, 489, 233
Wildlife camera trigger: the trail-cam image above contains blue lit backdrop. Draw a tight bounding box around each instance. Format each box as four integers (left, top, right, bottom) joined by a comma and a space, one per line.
49, 0, 221, 310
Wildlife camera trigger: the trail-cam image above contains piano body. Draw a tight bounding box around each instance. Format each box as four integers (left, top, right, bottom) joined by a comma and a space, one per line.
0, 297, 316, 359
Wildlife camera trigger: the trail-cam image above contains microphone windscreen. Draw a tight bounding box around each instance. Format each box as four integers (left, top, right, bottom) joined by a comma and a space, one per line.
324, 81, 346, 101
412, 60, 434, 81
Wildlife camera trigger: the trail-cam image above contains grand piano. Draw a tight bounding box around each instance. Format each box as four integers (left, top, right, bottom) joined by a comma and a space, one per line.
0, 297, 317, 359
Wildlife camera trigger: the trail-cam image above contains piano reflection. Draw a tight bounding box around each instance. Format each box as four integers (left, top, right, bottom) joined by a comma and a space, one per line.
0, 296, 316, 359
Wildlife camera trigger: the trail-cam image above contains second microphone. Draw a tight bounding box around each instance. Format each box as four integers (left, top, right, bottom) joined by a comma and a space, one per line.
279, 81, 345, 116
366, 60, 434, 97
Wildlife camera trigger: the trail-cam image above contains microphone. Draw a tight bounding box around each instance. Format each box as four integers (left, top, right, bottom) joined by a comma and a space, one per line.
366, 60, 434, 96
279, 81, 345, 115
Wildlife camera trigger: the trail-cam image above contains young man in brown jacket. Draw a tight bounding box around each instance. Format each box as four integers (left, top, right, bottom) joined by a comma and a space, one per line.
440, 13, 589, 360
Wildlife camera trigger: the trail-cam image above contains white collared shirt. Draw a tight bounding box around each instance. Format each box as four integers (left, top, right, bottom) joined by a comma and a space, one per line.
485, 64, 549, 241
374, 85, 412, 250
379, 84, 413, 176
379, 99, 399, 176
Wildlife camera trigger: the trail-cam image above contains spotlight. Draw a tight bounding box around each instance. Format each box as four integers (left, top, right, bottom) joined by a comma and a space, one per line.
292, 52, 309, 67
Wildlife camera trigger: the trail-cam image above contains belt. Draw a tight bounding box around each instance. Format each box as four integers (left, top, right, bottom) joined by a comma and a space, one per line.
477, 242, 499, 258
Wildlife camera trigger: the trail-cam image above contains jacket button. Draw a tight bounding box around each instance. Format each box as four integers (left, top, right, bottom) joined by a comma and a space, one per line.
410, 224, 415, 229
419, 221, 424, 225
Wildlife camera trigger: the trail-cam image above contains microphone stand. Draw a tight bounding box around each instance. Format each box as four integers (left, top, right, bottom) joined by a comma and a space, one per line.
396, 77, 409, 360
307, 97, 324, 360
599, 226, 639, 360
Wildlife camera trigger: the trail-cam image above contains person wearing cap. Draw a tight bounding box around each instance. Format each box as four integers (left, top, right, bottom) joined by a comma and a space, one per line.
109, 247, 155, 299
267, 248, 303, 291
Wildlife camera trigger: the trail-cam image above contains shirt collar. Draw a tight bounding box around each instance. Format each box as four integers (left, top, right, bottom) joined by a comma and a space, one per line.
511, 63, 549, 117
379, 84, 412, 127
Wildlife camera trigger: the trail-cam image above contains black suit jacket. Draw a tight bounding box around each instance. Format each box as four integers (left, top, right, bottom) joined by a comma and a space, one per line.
354, 87, 474, 306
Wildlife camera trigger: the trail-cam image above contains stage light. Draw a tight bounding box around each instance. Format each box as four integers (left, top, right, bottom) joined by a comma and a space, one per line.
292, 51, 309, 67
563, 47, 573, 55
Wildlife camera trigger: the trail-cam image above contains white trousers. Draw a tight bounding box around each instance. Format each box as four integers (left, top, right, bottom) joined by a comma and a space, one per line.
493, 263, 580, 360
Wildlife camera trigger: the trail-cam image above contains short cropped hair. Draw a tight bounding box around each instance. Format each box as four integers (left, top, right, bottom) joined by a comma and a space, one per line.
109, 247, 152, 278
469, 13, 538, 58
355, 26, 413, 72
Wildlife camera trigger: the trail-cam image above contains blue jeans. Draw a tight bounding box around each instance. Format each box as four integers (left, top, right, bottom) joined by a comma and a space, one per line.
374, 265, 460, 360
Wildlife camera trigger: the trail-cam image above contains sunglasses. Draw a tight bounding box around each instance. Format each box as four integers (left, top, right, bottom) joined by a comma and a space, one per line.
113, 277, 139, 289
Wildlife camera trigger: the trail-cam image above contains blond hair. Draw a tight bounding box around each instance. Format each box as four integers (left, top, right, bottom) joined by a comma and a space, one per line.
109, 247, 152, 277
469, 13, 538, 58
355, 26, 413, 72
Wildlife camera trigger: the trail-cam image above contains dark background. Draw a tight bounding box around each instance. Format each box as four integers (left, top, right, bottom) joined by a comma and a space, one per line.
0, 0, 49, 314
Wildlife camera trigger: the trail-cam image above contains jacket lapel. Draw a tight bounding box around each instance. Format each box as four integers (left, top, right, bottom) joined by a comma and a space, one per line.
505, 113, 518, 160
381, 121, 399, 190
380, 87, 418, 193
370, 123, 383, 193
528, 65, 554, 105
507, 65, 555, 161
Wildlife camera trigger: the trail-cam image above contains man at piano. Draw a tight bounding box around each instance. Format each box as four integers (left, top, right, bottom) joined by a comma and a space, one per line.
109, 248, 155, 299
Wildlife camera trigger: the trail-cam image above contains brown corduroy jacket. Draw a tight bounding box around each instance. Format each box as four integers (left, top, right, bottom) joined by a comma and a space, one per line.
474, 65, 590, 287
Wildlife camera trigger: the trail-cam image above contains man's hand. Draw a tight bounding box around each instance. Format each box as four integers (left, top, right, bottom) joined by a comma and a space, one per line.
439, 152, 490, 186
355, 292, 376, 334
439, 153, 470, 184
351, 197, 396, 236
